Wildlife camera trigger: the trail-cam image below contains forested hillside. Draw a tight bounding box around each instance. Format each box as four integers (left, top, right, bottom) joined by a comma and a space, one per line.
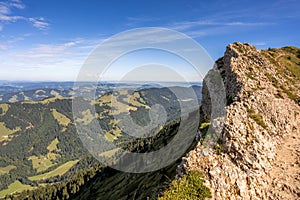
0, 85, 201, 199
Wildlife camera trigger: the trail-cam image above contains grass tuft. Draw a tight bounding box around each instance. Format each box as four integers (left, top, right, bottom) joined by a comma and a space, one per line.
159, 171, 211, 200
249, 113, 267, 129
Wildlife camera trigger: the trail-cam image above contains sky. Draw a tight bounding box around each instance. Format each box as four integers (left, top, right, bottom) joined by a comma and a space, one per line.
0, 0, 299, 81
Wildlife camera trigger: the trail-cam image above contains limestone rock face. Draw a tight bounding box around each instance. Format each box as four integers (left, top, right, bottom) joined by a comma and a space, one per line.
178, 43, 300, 199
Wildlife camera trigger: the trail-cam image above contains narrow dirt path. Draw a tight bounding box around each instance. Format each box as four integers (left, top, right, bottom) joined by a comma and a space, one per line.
270, 127, 300, 199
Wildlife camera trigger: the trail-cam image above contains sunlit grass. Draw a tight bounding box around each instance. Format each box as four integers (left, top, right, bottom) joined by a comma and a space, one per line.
29, 160, 79, 181
0, 180, 34, 198
51, 109, 71, 126
0, 165, 16, 175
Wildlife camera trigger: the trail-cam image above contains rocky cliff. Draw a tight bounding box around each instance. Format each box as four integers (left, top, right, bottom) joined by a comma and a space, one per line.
178, 43, 300, 199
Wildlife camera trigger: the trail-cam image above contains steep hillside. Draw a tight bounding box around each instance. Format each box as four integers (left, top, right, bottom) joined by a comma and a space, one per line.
172, 43, 300, 199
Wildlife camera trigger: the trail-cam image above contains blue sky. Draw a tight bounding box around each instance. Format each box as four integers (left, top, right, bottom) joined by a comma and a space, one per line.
0, 0, 299, 81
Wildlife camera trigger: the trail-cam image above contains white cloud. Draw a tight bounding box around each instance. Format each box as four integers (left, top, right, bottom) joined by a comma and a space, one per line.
0, 32, 210, 81
28, 17, 49, 30
18, 40, 84, 59
0, 39, 97, 81
165, 18, 274, 39
0, 0, 48, 31
0, 35, 26, 50
0, 14, 23, 21
0, 0, 24, 20
170, 20, 217, 31
170, 20, 271, 31
10, 2, 25, 9
0, 2, 10, 12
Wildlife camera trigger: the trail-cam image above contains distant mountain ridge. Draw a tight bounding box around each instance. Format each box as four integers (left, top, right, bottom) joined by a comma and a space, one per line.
0, 82, 201, 104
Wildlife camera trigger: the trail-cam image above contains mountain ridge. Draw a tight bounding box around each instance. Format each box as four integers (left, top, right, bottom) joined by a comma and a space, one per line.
175, 42, 300, 199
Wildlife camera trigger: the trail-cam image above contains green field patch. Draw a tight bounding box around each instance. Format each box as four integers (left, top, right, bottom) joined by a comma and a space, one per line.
0, 165, 16, 175
40, 97, 57, 105
105, 132, 116, 141
110, 91, 140, 115
129, 92, 150, 109
161, 96, 169, 101
96, 91, 149, 116
47, 138, 59, 152
0, 122, 20, 137
50, 90, 62, 97
76, 109, 95, 125
51, 109, 71, 126
28, 155, 57, 173
0, 180, 35, 198
99, 111, 109, 119
104, 121, 122, 142
21, 101, 38, 105
99, 148, 120, 157
98, 94, 112, 104
105, 129, 122, 141
29, 138, 60, 173
20, 92, 31, 101
8, 95, 18, 103
29, 160, 79, 181
0, 104, 10, 116
112, 127, 122, 136
95, 91, 150, 120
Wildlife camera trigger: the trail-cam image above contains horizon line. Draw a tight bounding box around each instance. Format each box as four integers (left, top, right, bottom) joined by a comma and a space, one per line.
0, 80, 203, 83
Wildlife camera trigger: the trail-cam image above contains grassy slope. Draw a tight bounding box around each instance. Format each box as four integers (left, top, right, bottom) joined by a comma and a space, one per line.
0, 165, 16, 175
0, 104, 9, 116
51, 109, 71, 126
262, 46, 300, 103
0, 181, 34, 198
0, 122, 20, 137
29, 160, 79, 181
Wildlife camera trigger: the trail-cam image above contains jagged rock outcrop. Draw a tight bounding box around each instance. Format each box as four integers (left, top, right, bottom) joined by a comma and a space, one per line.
178, 43, 300, 199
